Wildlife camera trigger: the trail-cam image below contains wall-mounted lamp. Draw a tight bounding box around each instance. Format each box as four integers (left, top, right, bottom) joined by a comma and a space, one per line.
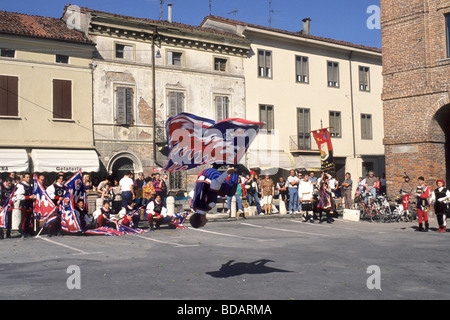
155, 50, 161, 58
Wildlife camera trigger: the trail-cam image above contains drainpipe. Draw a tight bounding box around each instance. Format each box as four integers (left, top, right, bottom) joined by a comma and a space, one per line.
349, 51, 356, 159
151, 26, 165, 168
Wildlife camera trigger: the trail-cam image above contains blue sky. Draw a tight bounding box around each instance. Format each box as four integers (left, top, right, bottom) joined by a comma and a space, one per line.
2, 0, 381, 48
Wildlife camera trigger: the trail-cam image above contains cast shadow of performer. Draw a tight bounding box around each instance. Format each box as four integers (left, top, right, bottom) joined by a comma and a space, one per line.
206, 259, 293, 278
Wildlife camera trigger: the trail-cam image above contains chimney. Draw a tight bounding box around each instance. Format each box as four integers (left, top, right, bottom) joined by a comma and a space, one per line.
302, 18, 311, 35
168, 4, 173, 23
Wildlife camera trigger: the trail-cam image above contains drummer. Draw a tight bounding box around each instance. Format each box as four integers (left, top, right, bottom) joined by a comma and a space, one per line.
299, 173, 314, 222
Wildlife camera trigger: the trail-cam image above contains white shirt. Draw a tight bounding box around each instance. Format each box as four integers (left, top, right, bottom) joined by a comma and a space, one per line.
298, 180, 313, 200
287, 176, 300, 188
328, 178, 338, 190
430, 187, 450, 204
146, 200, 169, 217
119, 176, 134, 192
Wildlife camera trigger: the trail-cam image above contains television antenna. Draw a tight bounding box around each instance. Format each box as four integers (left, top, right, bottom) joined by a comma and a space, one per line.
227, 8, 239, 20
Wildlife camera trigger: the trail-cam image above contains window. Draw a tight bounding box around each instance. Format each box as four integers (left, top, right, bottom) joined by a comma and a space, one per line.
359, 66, 370, 91
0, 75, 18, 117
215, 96, 229, 121
258, 50, 272, 78
361, 114, 373, 140
167, 51, 182, 66
56, 55, 69, 64
297, 108, 311, 149
327, 61, 339, 87
116, 87, 134, 125
295, 56, 309, 83
115, 43, 133, 60
259, 104, 274, 133
0, 49, 15, 58
214, 58, 227, 72
168, 91, 184, 118
53, 79, 72, 120
329, 111, 342, 138
446, 14, 450, 58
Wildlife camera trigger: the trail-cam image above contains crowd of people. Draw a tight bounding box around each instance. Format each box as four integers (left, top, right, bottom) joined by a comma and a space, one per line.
1, 167, 448, 238
0, 170, 187, 239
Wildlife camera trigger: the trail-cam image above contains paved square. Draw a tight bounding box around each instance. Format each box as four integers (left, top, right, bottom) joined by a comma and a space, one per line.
1, 216, 449, 300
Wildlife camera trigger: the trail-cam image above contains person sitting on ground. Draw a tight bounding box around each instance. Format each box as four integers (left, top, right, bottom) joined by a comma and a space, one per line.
146, 195, 187, 230
93, 201, 114, 228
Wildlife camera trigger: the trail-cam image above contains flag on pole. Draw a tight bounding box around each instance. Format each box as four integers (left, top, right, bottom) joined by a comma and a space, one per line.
33, 174, 57, 222
163, 113, 263, 171
312, 128, 335, 171
64, 170, 87, 210
60, 190, 82, 233
0, 185, 16, 229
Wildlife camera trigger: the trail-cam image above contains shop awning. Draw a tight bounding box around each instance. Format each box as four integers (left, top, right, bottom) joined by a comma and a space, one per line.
245, 150, 296, 175
31, 149, 100, 173
0, 149, 29, 172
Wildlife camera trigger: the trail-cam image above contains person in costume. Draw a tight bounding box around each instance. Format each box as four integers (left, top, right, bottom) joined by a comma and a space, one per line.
189, 167, 239, 228
430, 179, 450, 233
316, 173, 334, 224
413, 176, 431, 232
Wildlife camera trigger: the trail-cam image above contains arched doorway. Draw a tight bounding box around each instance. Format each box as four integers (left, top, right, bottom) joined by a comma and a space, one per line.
107, 152, 143, 180
433, 103, 450, 183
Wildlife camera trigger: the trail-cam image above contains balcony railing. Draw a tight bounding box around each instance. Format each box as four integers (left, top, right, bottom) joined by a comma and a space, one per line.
289, 135, 311, 151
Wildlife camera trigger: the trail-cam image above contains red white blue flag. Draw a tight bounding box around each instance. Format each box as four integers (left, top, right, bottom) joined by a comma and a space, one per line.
163, 113, 263, 171
60, 190, 82, 233
0, 185, 16, 229
33, 174, 57, 222
64, 170, 87, 210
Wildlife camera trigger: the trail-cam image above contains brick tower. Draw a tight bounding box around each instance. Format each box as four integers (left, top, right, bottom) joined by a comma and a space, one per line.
381, 0, 450, 195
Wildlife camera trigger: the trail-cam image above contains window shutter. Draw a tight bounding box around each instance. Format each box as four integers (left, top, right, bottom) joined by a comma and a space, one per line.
167, 51, 173, 65
177, 92, 184, 115
62, 80, 72, 119
258, 51, 265, 76
126, 87, 133, 125
0, 75, 18, 117
215, 96, 223, 121
168, 92, 177, 117
265, 51, 272, 77
116, 87, 126, 125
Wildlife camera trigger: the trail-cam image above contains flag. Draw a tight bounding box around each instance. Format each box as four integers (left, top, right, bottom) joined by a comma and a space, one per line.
163, 113, 263, 171
64, 170, 87, 210
33, 174, 57, 222
60, 190, 82, 233
0, 185, 16, 229
83, 226, 125, 236
312, 128, 335, 171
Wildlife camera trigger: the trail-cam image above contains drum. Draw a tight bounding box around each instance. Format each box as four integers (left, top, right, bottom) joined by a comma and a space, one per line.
302, 201, 313, 212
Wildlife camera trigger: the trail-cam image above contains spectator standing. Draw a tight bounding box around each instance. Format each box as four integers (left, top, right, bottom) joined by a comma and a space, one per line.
299, 174, 313, 221
365, 171, 377, 200
380, 173, 387, 195
134, 172, 145, 206
119, 171, 135, 207
342, 172, 353, 209
287, 170, 300, 214
276, 177, 288, 204
111, 179, 122, 214
260, 174, 274, 215
245, 171, 262, 215
153, 173, 167, 200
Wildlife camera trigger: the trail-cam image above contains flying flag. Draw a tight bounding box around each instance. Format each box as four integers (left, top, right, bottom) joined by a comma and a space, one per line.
163, 113, 264, 171
33, 174, 57, 222
0, 185, 16, 229
64, 170, 87, 210
312, 128, 335, 171
60, 190, 82, 233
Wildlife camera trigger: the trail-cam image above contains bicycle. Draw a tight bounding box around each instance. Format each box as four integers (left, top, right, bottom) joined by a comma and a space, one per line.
390, 188, 415, 222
